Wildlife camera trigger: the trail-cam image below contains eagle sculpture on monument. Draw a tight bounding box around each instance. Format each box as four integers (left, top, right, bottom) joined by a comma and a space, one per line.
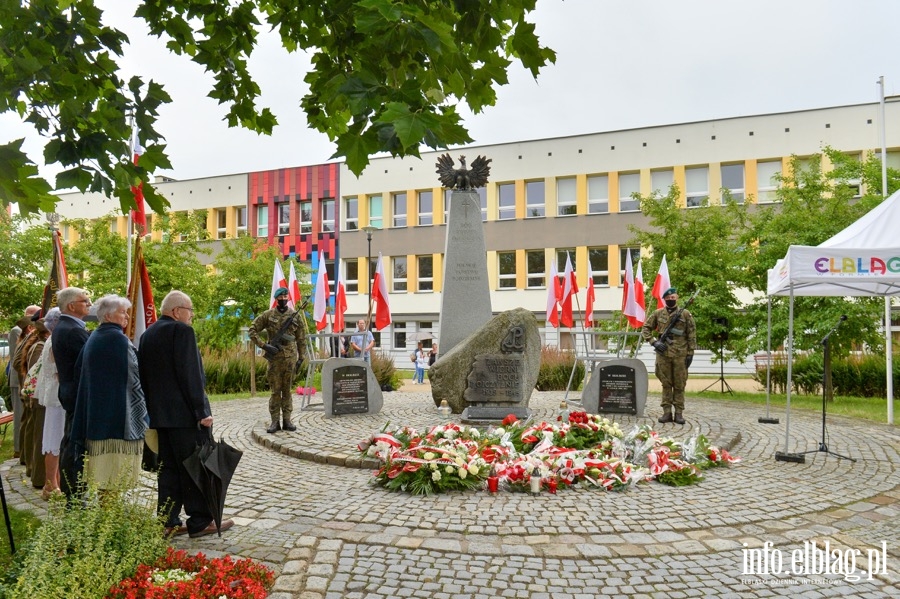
436, 154, 492, 190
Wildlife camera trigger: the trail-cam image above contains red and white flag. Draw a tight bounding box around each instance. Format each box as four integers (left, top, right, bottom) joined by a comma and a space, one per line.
651, 254, 671, 310
635, 260, 646, 317
546, 259, 560, 327
287, 260, 302, 310
269, 259, 287, 308
584, 261, 595, 329
313, 251, 330, 331
334, 280, 348, 333
130, 126, 147, 234
622, 249, 645, 328
560, 252, 579, 328
371, 253, 392, 330
127, 236, 157, 342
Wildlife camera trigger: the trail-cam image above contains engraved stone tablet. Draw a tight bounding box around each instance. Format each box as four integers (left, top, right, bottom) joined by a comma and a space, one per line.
321, 358, 384, 418
461, 354, 530, 422
582, 358, 648, 418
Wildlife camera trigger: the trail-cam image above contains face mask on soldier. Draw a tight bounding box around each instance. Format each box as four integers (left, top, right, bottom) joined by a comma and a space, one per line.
276, 299, 289, 313
665, 298, 677, 309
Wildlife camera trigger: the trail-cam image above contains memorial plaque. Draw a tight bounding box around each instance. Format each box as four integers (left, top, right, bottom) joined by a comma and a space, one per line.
597, 364, 637, 415
462, 354, 530, 422
332, 364, 369, 415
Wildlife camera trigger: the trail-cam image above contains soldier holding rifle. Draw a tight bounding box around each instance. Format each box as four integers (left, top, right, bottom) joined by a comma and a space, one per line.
641, 288, 697, 425
249, 288, 308, 434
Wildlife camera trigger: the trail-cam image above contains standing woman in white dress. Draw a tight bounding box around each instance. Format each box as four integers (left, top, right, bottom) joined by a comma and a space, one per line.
35, 308, 63, 499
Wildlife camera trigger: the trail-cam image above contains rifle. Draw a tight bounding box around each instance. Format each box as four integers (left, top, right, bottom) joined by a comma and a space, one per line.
262, 299, 309, 361
651, 289, 700, 355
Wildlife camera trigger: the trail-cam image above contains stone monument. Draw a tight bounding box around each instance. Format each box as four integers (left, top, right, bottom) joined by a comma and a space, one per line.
429, 308, 540, 417
435, 154, 494, 355
581, 358, 648, 417
320, 357, 384, 418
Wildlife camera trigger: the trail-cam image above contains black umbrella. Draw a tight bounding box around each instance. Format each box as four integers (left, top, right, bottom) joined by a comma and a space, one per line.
183, 429, 243, 537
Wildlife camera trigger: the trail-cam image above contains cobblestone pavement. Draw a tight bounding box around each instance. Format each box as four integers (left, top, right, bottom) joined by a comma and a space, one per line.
4, 390, 899, 598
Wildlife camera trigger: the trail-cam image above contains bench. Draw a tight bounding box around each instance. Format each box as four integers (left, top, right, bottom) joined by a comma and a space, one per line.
0, 411, 13, 445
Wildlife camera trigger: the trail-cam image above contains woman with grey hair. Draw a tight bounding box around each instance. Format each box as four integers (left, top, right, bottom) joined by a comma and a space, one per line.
71, 295, 148, 491
35, 307, 64, 499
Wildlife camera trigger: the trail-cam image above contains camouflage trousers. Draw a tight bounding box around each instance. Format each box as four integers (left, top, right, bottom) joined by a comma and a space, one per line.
267, 356, 297, 423
655, 352, 688, 411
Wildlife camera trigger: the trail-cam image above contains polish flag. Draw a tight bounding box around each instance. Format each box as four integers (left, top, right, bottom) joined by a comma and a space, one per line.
546, 260, 560, 327
130, 126, 147, 233
371, 253, 392, 330
651, 254, 671, 310
560, 252, 578, 328
313, 251, 329, 331
622, 249, 645, 328
334, 280, 348, 333
584, 262, 596, 328
635, 260, 646, 317
287, 260, 302, 310
269, 259, 288, 308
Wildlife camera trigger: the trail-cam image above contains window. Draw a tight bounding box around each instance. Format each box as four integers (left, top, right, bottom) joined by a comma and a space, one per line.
526, 250, 545, 288
344, 259, 358, 293
587, 175, 609, 214
216, 209, 227, 239
756, 161, 781, 203
618, 173, 641, 212
498, 183, 516, 220
344, 197, 358, 230
444, 187, 487, 223
417, 322, 434, 349
236, 207, 247, 236
526, 180, 545, 217
321, 199, 335, 232
556, 249, 576, 274
393, 256, 407, 292
394, 322, 406, 349
686, 166, 709, 207
875, 150, 900, 170
110, 219, 117, 234
619, 246, 640, 283
417, 255, 433, 291
299, 201, 312, 234
417, 190, 433, 226
256, 205, 268, 237
557, 178, 577, 216
61, 224, 70, 244
277, 203, 290, 235
498, 251, 517, 288
651, 169, 674, 195
840, 153, 862, 198
392, 192, 407, 227
588, 247, 609, 286
721, 163, 745, 203
325, 260, 336, 294
368, 195, 383, 229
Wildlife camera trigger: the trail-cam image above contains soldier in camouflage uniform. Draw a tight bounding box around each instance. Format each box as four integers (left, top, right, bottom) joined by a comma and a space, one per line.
249, 288, 308, 433
641, 287, 697, 425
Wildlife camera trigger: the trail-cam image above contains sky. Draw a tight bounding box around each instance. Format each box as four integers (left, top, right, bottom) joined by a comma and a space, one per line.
4, 0, 900, 184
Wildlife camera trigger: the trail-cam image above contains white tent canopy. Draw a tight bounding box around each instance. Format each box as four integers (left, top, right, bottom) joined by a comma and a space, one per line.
766, 189, 899, 450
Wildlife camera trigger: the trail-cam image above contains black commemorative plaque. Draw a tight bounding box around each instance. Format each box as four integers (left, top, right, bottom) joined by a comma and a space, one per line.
597, 364, 637, 415
332, 364, 369, 415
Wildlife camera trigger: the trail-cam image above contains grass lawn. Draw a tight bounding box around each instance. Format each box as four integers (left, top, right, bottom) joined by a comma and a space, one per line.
695, 389, 898, 423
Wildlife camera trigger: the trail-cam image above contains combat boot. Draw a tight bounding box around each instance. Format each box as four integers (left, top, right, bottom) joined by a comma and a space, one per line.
674, 411, 685, 425
282, 419, 297, 432
266, 421, 281, 434
658, 408, 673, 424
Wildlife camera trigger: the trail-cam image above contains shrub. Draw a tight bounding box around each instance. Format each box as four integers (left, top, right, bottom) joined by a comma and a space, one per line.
201, 347, 268, 394
370, 351, 401, 391
754, 352, 900, 398
536, 345, 584, 391
7, 478, 168, 599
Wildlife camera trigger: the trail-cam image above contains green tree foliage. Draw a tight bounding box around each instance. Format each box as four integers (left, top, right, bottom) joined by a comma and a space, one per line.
0, 212, 52, 328
629, 185, 751, 358
1, 0, 555, 215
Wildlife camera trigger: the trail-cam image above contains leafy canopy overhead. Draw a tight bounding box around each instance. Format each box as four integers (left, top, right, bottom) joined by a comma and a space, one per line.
0, 0, 555, 216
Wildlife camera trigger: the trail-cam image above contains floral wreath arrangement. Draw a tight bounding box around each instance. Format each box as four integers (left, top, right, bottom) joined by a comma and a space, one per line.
106, 547, 274, 599
357, 411, 740, 495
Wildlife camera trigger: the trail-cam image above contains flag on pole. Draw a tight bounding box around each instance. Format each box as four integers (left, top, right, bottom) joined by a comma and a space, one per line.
622, 249, 645, 328
126, 236, 157, 342
651, 254, 671, 310
546, 260, 560, 327
635, 259, 646, 318
584, 261, 595, 329
41, 229, 69, 314
313, 251, 329, 331
371, 252, 392, 330
130, 126, 147, 234
269, 259, 288, 308
560, 252, 578, 328
334, 279, 348, 333
287, 260, 302, 310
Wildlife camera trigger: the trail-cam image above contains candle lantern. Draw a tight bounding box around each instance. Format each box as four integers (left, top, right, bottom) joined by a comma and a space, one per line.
530, 466, 541, 495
